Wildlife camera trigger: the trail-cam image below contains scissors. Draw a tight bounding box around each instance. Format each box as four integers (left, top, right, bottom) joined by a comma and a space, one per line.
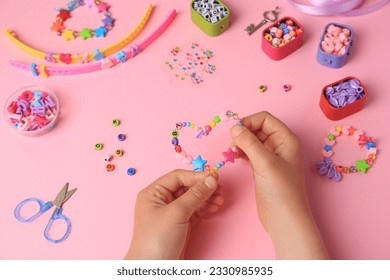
245, 7, 280, 36
14, 182, 77, 243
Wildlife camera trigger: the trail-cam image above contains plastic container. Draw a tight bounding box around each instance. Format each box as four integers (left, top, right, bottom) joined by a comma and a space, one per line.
319, 76, 366, 121
4, 85, 59, 136
190, 0, 230, 36
261, 16, 304, 60
317, 22, 353, 68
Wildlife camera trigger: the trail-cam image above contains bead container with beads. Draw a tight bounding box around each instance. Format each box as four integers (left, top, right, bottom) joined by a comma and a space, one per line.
317, 23, 353, 68
190, 0, 230, 36
320, 76, 367, 121
261, 16, 304, 60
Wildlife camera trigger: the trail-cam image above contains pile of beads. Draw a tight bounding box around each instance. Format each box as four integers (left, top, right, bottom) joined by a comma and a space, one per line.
94, 119, 136, 175
264, 18, 303, 48
321, 24, 351, 55
192, 0, 229, 24
324, 78, 365, 108
315, 126, 377, 181
51, 0, 114, 41
165, 42, 216, 84
5, 87, 59, 136
171, 110, 241, 173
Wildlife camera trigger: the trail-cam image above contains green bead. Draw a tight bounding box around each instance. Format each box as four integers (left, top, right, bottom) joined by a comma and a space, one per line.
112, 119, 120, 126
214, 116, 221, 123
327, 134, 335, 140
95, 143, 103, 151
171, 130, 179, 137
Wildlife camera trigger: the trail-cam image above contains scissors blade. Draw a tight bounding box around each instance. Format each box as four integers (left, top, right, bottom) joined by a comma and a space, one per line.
53, 182, 77, 208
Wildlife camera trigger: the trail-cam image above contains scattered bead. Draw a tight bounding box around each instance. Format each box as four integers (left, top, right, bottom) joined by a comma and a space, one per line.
258, 85, 267, 92
115, 149, 123, 157
127, 167, 136, 176
104, 155, 113, 161
112, 119, 120, 126
106, 163, 115, 172
95, 143, 103, 150
283, 84, 291, 92
117, 134, 126, 141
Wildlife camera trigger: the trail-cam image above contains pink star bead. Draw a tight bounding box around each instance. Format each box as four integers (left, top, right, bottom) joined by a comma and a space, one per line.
222, 147, 237, 163
96, 2, 110, 13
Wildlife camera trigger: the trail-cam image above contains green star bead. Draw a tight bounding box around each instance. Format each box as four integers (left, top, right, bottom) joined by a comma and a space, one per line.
79, 28, 92, 40
355, 159, 371, 173
214, 116, 221, 123
328, 134, 335, 140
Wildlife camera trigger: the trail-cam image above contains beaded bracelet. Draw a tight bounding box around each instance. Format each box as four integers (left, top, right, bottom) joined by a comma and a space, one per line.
315, 126, 377, 181
171, 110, 241, 174
51, 0, 115, 41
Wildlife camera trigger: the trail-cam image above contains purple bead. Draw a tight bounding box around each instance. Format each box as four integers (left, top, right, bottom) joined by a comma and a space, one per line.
329, 97, 338, 107
356, 86, 364, 94
171, 137, 179, 145
338, 96, 346, 106
325, 87, 334, 95
340, 81, 350, 90
349, 79, 360, 89
348, 96, 357, 103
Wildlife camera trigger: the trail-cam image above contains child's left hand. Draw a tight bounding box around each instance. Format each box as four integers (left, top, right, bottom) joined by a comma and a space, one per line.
124, 169, 223, 259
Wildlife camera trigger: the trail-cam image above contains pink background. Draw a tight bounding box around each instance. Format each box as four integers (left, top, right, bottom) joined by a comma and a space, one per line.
0, 0, 389, 260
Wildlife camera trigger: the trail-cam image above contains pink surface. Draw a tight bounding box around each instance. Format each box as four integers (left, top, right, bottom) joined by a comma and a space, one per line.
0, 0, 389, 260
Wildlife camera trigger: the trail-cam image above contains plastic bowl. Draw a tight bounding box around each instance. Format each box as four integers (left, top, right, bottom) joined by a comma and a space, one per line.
4, 85, 59, 137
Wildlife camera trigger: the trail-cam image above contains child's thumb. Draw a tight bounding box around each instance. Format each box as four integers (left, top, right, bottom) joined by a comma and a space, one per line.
172, 175, 218, 218
230, 124, 272, 171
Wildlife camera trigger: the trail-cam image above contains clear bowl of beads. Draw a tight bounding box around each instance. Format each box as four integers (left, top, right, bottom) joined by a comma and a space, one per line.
320, 76, 366, 121
261, 16, 304, 60
4, 85, 59, 137
317, 22, 353, 68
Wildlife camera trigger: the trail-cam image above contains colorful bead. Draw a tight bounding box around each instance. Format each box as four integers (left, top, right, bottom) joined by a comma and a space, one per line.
95, 143, 103, 150
117, 134, 126, 141
112, 119, 120, 126
127, 167, 136, 176
214, 116, 221, 123
171, 130, 179, 137
316, 126, 378, 181
115, 149, 123, 157
264, 18, 301, 48
283, 84, 291, 92
258, 85, 267, 92
106, 163, 115, 172
171, 138, 179, 145
104, 155, 112, 161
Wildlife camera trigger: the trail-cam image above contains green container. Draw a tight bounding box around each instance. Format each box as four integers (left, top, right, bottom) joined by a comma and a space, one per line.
190, 0, 230, 36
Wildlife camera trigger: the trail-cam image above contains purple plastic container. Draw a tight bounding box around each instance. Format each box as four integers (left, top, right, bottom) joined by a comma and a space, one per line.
317, 22, 353, 68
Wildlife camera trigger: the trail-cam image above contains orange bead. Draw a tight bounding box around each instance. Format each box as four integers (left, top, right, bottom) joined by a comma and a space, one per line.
275, 28, 283, 38
175, 145, 182, 153
368, 153, 376, 160
106, 164, 115, 172
343, 167, 350, 173
336, 165, 344, 173
348, 127, 355, 135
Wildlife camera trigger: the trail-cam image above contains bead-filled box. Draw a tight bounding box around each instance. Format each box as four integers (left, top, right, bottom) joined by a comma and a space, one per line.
261, 17, 304, 60
4, 85, 59, 136
320, 76, 366, 121
317, 23, 353, 68
190, 0, 230, 36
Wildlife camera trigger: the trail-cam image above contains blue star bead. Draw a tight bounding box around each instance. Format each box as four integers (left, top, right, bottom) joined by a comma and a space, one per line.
192, 155, 207, 171
94, 26, 108, 38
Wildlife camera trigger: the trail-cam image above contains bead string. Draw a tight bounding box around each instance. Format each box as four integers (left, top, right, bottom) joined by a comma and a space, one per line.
315, 126, 377, 181
171, 110, 241, 174
51, 0, 115, 41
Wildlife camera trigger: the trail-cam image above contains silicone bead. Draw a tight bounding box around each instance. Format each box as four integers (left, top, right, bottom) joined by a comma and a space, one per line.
175, 145, 182, 153
117, 134, 126, 141
112, 119, 120, 126
106, 163, 115, 172
104, 155, 112, 162
258, 85, 266, 92
127, 168, 136, 176
214, 116, 221, 123
171, 138, 179, 145
171, 130, 179, 137
115, 149, 123, 157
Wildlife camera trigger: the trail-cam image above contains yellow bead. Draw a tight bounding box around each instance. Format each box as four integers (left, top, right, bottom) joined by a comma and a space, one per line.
190, 123, 195, 128
209, 121, 216, 127
336, 126, 343, 132
213, 166, 218, 171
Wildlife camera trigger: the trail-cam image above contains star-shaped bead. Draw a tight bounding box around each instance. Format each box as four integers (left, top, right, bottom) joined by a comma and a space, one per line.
61, 29, 75, 41
96, 2, 110, 13
50, 21, 65, 32
222, 147, 237, 163
355, 159, 370, 173
79, 28, 92, 40
192, 155, 207, 171
56, 10, 71, 21
102, 16, 114, 27
94, 26, 107, 38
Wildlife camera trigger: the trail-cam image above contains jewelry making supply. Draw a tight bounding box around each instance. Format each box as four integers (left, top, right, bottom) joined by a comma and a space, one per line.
51, 0, 115, 41
324, 78, 364, 108
171, 110, 241, 173
263, 18, 303, 48
315, 126, 378, 181
245, 7, 279, 35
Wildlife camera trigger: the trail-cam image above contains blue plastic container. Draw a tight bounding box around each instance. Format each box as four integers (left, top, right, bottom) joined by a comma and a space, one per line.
317, 22, 353, 68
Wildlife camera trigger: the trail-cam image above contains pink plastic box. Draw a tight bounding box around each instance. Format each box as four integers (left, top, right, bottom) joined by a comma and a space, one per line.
261, 16, 304, 60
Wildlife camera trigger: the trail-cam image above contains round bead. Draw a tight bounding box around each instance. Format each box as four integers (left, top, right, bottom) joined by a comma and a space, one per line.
214, 116, 221, 123
336, 165, 343, 173
283, 84, 291, 92
213, 166, 218, 171
171, 137, 179, 145
117, 134, 126, 141
115, 149, 123, 157
95, 143, 103, 150
186, 122, 191, 127
324, 145, 331, 151
190, 123, 195, 128
112, 119, 120, 126
209, 120, 216, 127
106, 164, 115, 172
171, 130, 179, 137
327, 134, 335, 140
175, 145, 182, 153
127, 167, 136, 176
258, 85, 266, 92
205, 125, 212, 133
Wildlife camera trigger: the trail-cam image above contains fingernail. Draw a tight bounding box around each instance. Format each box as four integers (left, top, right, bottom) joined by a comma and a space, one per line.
204, 176, 217, 190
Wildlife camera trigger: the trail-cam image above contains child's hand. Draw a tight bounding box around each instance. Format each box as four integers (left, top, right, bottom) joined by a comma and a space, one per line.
124, 170, 222, 260
230, 111, 328, 259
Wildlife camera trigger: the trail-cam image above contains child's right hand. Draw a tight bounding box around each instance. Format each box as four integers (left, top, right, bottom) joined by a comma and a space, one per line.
230, 111, 328, 259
